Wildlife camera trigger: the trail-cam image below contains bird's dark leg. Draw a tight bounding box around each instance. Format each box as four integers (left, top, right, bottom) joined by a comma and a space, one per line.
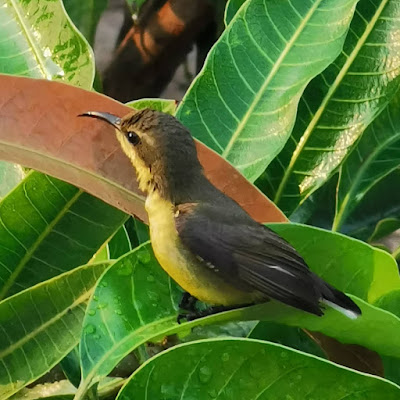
177, 303, 252, 324
179, 292, 198, 312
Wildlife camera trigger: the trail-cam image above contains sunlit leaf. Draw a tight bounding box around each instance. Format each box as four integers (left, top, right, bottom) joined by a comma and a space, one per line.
334, 93, 400, 231
177, 0, 357, 181
0, 0, 94, 87
265, 0, 400, 215
127, 99, 178, 115
0, 162, 24, 199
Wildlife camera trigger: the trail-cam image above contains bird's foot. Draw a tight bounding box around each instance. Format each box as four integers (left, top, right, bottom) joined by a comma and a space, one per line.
179, 292, 198, 312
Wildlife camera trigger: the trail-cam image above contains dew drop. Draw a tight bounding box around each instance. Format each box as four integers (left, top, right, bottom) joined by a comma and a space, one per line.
198, 366, 212, 383
115, 309, 123, 315
99, 281, 108, 287
84, 324, 96, 334
146, 274, 155, 282
98, 302, 108, 309
208, 389, 217, 398
221, 353, 230, 362
148, 291, 159, 301
93, 295, 98, 302
88, 309, 96, 316
138, 250, 151, 264
280, 351, 288, 359
117, 262, 133, 276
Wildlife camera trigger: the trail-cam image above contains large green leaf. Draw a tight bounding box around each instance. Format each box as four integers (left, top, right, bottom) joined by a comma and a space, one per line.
63, 0, 108, 45
0, 0, 94, 87
78, 243, 181, 395
176, 0, 357, 181
117, 339, 400, 400
340, 169, 400, 240
334, 93, 400, 231
264, 0, 400, 215
0, 171, 126, 300
0, 261, 109, 400
77, 229, 400, 396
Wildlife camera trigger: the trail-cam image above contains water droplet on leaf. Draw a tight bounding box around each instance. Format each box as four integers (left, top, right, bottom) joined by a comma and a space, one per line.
199, 366, 212, 383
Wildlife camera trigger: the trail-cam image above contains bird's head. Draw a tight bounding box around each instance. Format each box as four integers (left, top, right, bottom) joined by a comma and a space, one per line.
80, 108, 203, 201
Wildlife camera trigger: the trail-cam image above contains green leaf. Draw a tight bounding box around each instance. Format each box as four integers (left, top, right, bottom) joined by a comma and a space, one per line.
334, 93, 400, 231
117, 339, 400, 399
9, 378, 124, 400
0, 0, 94, 88
248, 322, 326, 358
176, 0, 357, 181
224, 0, 246, 26
126, 98, 178, 115
77, 232, 400, 395
60, 347, 81, 388
265, 0, 400, 215
108, 225, 132, 259
0, 172, 127, 300
340, 169, 400, 240
63, 0, 108, 45
369, 218, 400, 243
0, 162, 24, 199
78, 243, 181, 393
0, 261, 109, 399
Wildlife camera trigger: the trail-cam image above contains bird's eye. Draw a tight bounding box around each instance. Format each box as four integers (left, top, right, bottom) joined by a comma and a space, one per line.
127, 131, 140, 145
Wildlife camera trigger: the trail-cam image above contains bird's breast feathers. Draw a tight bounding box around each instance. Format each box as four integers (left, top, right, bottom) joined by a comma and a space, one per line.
145, 192, 254, 305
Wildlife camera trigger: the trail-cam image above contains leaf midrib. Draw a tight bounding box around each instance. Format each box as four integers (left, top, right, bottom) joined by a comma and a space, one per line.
0, 285, 92, 359
0, 139, 145, 207
8, 0, 48, 78
274, 0, 390, 204
0, 187, 82, 300
222, 0, 324, 158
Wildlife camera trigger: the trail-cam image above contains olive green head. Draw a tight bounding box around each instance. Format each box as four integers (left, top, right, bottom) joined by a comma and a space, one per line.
80, 109, 204, 202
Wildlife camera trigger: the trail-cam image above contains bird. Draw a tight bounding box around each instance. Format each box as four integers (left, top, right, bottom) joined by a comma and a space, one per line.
80, 109, 361, 321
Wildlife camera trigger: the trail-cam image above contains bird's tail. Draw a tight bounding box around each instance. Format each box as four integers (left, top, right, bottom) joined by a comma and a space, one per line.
318, 279, 361, 319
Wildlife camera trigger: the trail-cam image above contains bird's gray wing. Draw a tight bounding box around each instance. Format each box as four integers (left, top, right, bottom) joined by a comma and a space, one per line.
175, 203, 324, 315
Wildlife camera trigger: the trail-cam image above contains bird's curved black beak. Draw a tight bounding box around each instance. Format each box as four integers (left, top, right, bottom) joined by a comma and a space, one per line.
78, 111, 121, 130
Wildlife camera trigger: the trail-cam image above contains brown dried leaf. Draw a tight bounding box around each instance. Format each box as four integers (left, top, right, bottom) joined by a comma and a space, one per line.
0, 75, 286, 223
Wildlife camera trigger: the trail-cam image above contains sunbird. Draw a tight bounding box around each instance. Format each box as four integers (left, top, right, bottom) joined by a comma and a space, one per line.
80, 109, 361, 320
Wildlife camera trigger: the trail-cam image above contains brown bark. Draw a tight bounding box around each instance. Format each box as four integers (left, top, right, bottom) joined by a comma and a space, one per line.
103, 0, 214, 102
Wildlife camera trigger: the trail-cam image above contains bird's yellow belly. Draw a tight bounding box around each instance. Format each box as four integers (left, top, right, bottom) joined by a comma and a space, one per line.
145, 193, 253, 306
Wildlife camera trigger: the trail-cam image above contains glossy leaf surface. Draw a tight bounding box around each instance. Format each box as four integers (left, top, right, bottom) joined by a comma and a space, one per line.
0, 262, 109, 399
63, 0, 108, 45
265, 0, 400, 215
0, 0, 94, 87
78, 229, 400, 393
0, 172, 126, 300
0, 75, 286, 224
177, 0, 357, 181
334, 93, 400, 231
117, 339, 400, 400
